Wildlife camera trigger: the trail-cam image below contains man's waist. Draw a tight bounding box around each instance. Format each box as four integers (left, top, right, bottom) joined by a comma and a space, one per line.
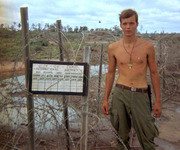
115, 84, 148, 93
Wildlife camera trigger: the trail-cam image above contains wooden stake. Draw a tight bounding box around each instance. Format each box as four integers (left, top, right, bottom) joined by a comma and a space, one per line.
20, 7, 35, 150
57, 20, 70, 150
80, 46, 91, 150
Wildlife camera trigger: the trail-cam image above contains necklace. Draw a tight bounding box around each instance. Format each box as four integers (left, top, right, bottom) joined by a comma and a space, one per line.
123, 38, 137, 69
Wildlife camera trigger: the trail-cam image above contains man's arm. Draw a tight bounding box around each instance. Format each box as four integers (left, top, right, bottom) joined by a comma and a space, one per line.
102, 45, 116, 115
147, 43, 162, 118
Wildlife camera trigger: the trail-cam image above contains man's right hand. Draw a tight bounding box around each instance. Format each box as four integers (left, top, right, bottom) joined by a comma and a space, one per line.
102, 100, 110, 115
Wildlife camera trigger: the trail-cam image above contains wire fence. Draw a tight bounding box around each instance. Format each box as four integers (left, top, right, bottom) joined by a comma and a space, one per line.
0, 26, 179, 150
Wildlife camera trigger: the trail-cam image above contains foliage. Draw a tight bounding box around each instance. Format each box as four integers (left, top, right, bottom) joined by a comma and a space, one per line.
0, 22, 179, 150
0, 22, 179, 63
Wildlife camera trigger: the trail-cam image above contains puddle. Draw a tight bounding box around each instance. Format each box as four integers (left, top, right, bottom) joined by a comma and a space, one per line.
0, 64, 107, 132
155, 138, 180, 150
90, 64, 108, 76
0, 75, 80, 133
175, 108, 180, 113
0, 97, 79, 133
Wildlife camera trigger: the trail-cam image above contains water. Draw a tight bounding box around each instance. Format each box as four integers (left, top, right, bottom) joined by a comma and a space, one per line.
0, 96, 79, 132
0, 76, 79, 133
176, 108, 180, 113
90, 64, 108, 76
0, 64, 107, 132
155, 138, 180, 150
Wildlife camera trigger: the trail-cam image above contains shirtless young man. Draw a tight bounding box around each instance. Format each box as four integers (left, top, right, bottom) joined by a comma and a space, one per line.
102, 9, 162, 150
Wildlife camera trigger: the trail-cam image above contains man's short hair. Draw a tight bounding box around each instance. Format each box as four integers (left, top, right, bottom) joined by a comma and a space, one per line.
119, 9, 138, 23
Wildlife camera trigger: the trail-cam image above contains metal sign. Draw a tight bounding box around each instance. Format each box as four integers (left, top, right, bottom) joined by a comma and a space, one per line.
29, 60, 89, 95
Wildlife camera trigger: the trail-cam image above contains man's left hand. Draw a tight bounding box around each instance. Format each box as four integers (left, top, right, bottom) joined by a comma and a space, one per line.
153, 102, 162, 118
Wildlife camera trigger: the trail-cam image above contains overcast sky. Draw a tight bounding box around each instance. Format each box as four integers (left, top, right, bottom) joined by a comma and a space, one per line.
0, 0, 180, 33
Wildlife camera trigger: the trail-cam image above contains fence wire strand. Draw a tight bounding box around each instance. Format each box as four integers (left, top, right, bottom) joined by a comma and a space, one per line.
0, 29, 179, 149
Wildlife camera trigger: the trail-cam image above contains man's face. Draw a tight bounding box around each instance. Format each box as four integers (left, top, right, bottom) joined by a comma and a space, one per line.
120, 15, 138, 36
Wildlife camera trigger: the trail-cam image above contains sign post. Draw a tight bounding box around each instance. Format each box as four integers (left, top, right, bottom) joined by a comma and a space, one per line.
20, 7, 35, 150
80, 46, 91, 150
97, 44, 103, 115
57, 19, 70, 150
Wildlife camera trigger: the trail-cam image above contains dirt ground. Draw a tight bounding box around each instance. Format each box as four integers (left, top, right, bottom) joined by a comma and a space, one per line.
156, 92, 180, 150
88, 93, 180, 150
0, 61, 179, 150
130, 92, 180, 150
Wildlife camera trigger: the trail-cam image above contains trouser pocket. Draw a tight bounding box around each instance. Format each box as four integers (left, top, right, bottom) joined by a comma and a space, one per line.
146, 116, 159, 139
110, 108, 119, 131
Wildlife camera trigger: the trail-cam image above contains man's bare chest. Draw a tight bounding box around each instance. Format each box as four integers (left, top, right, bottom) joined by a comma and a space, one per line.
114, 47, 148, 66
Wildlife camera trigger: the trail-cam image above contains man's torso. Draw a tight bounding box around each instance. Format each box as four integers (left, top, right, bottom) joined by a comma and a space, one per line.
110, 38, 152, 88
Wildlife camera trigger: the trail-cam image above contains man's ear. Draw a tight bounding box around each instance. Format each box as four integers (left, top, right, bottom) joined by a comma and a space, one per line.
137, 22, 139, 27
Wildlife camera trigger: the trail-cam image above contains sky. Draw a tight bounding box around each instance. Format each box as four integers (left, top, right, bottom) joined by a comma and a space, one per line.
0, 0, 180, 33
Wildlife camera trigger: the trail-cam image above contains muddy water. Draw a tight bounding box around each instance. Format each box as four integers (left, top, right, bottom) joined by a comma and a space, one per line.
175, 108, 180, 113
0, 75, 79, 133
155, 138, 180, 150
0, 98, 78, 133
0, 64, 106, 132
90, 64, 108, 76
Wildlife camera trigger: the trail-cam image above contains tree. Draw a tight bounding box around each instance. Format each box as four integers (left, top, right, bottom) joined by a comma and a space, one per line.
83, 26, 88, 31
112, 25, 122, 35
49, 24, 56, 32
18, 23, 21, 30
63, 26, 67, 32
66, 25, 71, 32
44, 23, 50, 30
0, 24, 4, 29
79, 26, 88, 32
68, 27, 73, 32
10, 25, 15, 31
31, 23, 37, 30
38, 23, 41, 31
74, 26, 79, 33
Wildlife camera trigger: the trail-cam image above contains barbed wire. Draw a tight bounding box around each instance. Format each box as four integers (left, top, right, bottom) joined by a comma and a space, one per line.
0, 29, 179, 149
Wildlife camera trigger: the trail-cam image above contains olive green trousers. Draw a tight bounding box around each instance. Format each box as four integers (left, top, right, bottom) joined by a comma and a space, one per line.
110, 86, 159, 150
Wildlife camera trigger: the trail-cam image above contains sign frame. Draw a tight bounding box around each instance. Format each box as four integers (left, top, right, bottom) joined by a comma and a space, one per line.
29, 60, 89, 96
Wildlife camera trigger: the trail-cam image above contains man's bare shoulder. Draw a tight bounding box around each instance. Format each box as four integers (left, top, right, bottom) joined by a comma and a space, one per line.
108, 40, 122, 51
138, 38, 155, 58
138, 38, 154, 49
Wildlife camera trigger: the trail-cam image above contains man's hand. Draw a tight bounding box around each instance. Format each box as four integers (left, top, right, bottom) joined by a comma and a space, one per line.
153, 102, 162, 118
102, 100, 110, 115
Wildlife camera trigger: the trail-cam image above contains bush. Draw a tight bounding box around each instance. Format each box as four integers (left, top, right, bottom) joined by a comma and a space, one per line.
31, 38, 49, 47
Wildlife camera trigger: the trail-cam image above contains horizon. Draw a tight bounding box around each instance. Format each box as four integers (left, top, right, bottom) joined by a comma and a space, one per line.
0, 0, 180, 33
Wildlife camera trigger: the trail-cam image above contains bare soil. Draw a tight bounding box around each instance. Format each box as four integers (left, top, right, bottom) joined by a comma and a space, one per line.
0, 67, 179, 150
0, 33, 180, 149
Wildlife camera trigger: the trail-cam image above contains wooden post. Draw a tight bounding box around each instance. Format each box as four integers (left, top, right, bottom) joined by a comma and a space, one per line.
20, 7, 35, 150
62, 95, 70, 150
20, 7, 30, 87
57, 20, 63, 61
97, 44, 103, 115
57, 20, 70, 150
80, 46, 91, 150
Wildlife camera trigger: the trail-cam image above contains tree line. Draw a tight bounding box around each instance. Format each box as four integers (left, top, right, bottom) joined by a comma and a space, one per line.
0, 22, 122, 34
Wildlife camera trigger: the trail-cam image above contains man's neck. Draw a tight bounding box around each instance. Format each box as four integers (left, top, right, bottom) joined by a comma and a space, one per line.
123, 35, 137, 44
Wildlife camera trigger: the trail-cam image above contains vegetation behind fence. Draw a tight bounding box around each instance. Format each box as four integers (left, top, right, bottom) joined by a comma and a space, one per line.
0, 20, 179, 149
